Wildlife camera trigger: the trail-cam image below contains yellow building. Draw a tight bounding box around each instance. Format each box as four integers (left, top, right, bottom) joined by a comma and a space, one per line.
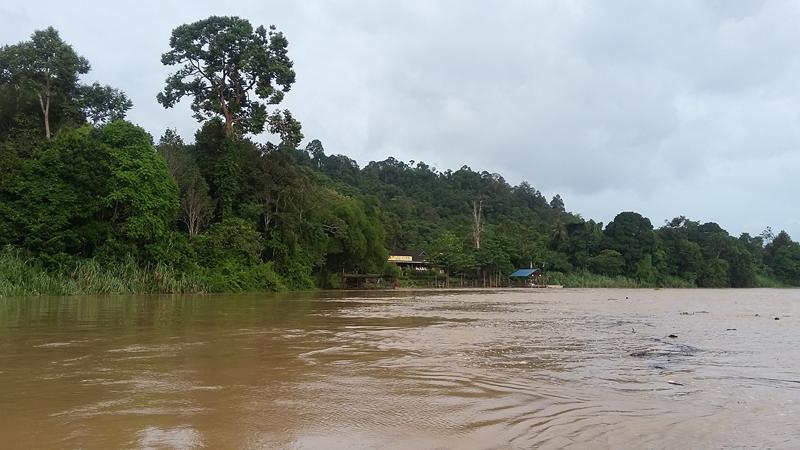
388, 249, 429, 272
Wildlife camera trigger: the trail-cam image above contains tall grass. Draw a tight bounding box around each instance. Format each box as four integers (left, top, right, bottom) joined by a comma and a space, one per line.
545, 271, 695, 288
0, 247, 208, 297
754, 274, 786, 288
545, 271, 641, 288
0, 246, 294, 298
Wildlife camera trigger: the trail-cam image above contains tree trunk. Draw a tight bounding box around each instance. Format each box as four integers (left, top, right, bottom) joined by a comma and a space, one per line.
223, 112, 234, 136
38, 93, 51, 140
471, 199, 483, 249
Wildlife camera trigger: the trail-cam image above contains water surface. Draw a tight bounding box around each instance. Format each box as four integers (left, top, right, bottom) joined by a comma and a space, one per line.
0, 289, 798, 448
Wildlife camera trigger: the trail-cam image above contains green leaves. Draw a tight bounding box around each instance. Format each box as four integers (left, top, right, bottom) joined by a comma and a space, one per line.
603, 212, 656, 277
0, 120, 178, 264
764, 231, 800, 285
78, 83, 132, 125
97, 121, 179, 255
0, 27, 131, 139
0, 27, 90, 139
157, 16, 296, 136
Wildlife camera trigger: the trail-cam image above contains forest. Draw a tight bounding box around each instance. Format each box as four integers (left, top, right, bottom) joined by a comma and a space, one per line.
1, 17, 799, 295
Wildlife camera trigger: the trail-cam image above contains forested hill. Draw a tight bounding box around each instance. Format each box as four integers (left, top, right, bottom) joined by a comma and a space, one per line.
1, 20, 799, 295
290, 141, 796, 288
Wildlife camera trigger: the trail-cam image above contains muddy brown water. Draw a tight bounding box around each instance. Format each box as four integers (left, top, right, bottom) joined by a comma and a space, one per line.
0, 289, 799, 449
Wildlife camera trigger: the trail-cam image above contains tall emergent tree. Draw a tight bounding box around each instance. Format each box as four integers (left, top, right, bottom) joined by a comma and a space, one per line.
157, 16, 296, 136
0, 27, 132, 140
0, 27, 89, 139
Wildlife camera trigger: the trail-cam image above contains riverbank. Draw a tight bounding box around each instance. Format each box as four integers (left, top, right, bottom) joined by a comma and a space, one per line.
1, 248, 788, 298
0, 247, 288, 297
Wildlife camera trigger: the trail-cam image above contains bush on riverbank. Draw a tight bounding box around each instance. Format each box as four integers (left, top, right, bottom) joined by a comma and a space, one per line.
0, 246, 288, 297
0, 247, 204, 297
754, 274, 786, 288
545, 271, 695, 288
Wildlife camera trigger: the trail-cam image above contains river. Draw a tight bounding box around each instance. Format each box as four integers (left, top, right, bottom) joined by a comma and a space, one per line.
0, 289, 798, 449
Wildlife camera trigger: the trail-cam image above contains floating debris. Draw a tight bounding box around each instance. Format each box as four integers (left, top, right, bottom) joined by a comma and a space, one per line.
667, 380, 684, 386
668, 334, 678, 338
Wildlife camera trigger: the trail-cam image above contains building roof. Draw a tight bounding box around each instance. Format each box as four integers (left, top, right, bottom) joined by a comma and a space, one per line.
388, 249, 427, 263
509, 268, 542, 277
389, 249, 426, 258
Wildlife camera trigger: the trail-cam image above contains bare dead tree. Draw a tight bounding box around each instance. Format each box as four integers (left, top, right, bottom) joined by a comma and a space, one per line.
471, 199, 483, 249
181, 175, 212, 236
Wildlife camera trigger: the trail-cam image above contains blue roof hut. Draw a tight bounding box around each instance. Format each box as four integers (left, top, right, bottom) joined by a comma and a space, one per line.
509, 268, 545, 287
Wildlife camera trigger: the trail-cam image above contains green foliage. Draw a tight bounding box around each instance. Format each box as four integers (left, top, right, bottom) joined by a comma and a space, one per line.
3, 24, 800, 295
2, 126, 111, 259
157, 129, 212, 235
754, 273, 786, 288
97, 121, 179, 257
200, 261, 285, 293
0, 246, 207, 297
603, 212, 656, 277
321, 192, 387, 274
635, 254, 657, 284
0, 121, 177, 264
382, 261, 402, 280
193, 218, 263, 267
0, 27, 131, 140
78, 82, 132, 125
697, 257, 730, 288
0, 27, 89, 138
157, 16, 295, 136
429, 231, 470, 275
764, 231, 800, 285
545, 271, 642, 288
587, 249, 625, 276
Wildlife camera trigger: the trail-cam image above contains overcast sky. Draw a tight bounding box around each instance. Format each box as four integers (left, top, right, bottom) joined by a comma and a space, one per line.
2, 0, 798, 238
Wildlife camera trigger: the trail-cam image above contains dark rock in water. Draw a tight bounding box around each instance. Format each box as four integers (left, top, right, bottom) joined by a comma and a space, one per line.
755, 314, 760, 317
726, 328, 737, 331
775, 317, 780, 320
668, 334, 678, 338
630, 342, 701, 359
676, 343, 701, 354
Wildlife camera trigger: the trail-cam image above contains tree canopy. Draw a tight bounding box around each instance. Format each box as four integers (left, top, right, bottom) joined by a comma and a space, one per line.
157, 16, 296, 136
2, 22, 800, 293
0, 27, 132, 141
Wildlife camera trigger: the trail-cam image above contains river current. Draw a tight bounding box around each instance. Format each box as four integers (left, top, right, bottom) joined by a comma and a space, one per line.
0, 289, 798, 449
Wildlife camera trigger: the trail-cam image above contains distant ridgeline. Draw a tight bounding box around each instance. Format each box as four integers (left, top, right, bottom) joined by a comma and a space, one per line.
1, 22, 799, 295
